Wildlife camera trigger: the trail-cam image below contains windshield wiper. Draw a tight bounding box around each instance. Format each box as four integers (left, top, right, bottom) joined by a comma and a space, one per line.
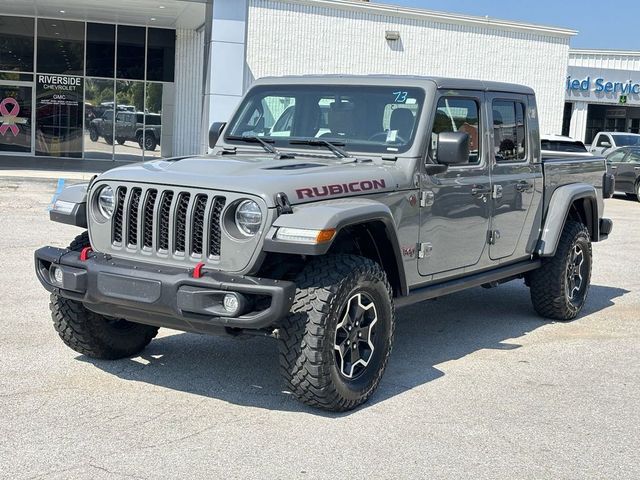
226, 135, 295, 159
289, 139, 351, 159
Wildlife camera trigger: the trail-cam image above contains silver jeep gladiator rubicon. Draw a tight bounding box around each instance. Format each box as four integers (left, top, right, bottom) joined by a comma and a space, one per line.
35, 76, 614, 411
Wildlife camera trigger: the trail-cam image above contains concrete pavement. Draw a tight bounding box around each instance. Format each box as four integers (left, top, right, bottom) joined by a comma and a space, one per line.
0, 178, 638, 479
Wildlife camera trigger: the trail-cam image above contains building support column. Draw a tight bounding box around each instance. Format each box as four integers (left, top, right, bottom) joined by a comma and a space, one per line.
202, 0, 249, 151
569, 101, 589, 143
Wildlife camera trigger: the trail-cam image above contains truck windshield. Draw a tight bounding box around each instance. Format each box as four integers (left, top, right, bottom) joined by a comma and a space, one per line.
225, 85, 425, 154
611, 134, 640, 147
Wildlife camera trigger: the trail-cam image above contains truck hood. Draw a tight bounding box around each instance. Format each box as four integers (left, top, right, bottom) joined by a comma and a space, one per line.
97, 154, 403, 207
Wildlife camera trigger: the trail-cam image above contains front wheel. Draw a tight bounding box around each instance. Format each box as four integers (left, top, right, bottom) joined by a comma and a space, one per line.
50, 232, 159, 359
278, 255, 395, 412
529, 220, 592, 320
89, 127, 99, 142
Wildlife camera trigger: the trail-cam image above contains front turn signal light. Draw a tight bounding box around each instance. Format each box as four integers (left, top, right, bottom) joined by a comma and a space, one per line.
275, 227, 336, 244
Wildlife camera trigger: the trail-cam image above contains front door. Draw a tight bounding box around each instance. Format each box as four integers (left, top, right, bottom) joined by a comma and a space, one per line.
606, 149, 630, 192
487, 95, 540, 260
418, 92, 491, 276
0, 82, 33, 155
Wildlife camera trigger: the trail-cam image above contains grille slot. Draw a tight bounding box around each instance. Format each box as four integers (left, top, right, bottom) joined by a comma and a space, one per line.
174, 193, 191, 254
209, 197, 226, 257
108, 185, 227, 262
191, 195, 208, 256
127, 188, 142, 247
158, 191, 174, 251
112, 187, 127, 244
142, 189, 158, 248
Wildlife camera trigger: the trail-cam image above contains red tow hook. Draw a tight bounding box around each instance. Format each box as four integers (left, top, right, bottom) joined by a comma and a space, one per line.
193, 262, 205, 279
79, 246, 93, 261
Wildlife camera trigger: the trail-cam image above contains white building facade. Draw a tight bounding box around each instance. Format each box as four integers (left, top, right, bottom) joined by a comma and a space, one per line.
4, 0, 636, 163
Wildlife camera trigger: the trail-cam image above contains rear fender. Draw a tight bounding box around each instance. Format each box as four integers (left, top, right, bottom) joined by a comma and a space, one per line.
537, 183, 598, 256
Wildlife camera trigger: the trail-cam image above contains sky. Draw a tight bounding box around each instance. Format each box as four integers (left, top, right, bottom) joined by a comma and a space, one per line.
375, 0, 637, 50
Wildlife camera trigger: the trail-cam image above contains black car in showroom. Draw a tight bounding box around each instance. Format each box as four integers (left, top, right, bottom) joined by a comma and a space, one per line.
606, 146, 640, 201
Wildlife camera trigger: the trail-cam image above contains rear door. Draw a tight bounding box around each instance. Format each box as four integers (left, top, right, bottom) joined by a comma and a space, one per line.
418, 91, 491, 276
607, 149, 629, 192
487, 94, 541, 261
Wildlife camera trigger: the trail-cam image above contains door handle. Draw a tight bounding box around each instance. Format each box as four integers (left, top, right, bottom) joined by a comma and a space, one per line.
515, 181, 532, 192
634, 166, 640, 170
471, 185, 491, 197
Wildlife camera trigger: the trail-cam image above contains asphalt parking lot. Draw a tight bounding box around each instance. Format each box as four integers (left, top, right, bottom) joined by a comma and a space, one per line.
1, 177, 638, 479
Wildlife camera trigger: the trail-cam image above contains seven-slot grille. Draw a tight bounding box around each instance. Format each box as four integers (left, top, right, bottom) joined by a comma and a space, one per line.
111, 186, 226, 258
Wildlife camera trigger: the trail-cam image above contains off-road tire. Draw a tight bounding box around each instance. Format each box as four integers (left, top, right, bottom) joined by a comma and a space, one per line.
278, 255, 395, 412
104, 135, 114, 145
50, 232, 158, 359
529, 220, 592, 321
89, 127, 99, 142
143, 134, 157, 151
116, 137, 126, 145
636, 181, 640, 202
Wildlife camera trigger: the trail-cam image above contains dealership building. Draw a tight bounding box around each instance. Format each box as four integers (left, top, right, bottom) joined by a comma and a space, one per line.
0, 0, 637, 164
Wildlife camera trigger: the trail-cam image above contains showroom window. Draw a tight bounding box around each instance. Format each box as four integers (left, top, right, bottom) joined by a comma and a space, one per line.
0, 16, 34, 73
86, 23, 115, 78
0, 15, 176, 160
37, 19, 85, 76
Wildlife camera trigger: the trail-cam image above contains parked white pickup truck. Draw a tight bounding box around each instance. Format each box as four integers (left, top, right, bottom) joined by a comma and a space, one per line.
590, 132, 640, 156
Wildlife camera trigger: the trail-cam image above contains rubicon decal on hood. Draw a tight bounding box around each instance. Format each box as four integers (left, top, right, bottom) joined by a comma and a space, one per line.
296, 179, 386, 199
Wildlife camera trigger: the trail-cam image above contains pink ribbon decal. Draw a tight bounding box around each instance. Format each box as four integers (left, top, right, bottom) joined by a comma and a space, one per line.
0, 98, 21, 136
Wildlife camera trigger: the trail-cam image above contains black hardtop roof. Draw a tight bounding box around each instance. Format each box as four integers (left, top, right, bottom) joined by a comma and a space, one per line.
254, 74, 535, 95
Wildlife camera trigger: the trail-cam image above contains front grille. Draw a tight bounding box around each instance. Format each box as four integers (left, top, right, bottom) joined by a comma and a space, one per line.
111, 186, 226, 259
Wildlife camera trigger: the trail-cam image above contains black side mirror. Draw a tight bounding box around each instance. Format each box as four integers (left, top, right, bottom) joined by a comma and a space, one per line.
436, 131, 470, 165
209, 122, 226, 149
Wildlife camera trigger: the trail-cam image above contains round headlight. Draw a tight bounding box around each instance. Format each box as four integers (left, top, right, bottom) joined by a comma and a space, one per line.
235, 200, 262, 236
97, 186, 115, 219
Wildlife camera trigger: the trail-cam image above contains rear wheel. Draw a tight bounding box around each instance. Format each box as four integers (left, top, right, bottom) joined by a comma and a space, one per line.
104, 135, 113, 145
116, 137, 126, 145
143, 134, 157, 151
636, 182, 640, 202
50, 232, 158, 359
89, 127, 99, 142
278, 255, 395, 411
529, 221, 592, 320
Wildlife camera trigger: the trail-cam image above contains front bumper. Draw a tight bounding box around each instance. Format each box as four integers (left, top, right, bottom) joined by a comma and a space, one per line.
34, 246, 296, 335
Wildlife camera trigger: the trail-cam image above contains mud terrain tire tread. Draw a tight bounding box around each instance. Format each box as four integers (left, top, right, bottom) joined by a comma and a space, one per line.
529, 220, 592, 321
50, 232, 158, 359
278, 254, 394, 412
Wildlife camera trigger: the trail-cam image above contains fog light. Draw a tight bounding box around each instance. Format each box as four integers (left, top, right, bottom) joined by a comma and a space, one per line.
223, 293, 240, 314
50, 266, 63, 286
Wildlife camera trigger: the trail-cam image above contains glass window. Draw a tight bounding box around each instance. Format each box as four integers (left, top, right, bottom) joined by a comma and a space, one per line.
0, 85, 32, 153
117, 26, 146, 80
147, 28, 175, 82
0, 16, 35, 72
433, 97, 480, 164
114, 80, 144, 161
86, 23, 115, 78
610, 134, 640, 147
225, 85, 424, 154
606, 150, 627, 163
596, 135, 611, 147
35, 75, 84, 158
493, 100, 527, 162
628, 150, 640, 163
143, 82, 164, 157
85, 78, 114, 159
37, 19, 84, 75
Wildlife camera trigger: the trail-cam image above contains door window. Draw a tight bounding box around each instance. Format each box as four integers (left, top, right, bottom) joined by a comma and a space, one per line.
626, 151, 640, 163
606, 150, 627, 163
596, 135, 611, 147
493, 100, 527, 162
433, 97, 481, 164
